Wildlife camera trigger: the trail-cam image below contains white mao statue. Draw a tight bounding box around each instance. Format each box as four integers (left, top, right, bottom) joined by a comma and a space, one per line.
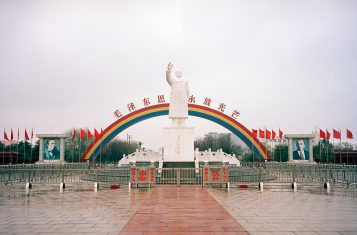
166, 62, 189, 127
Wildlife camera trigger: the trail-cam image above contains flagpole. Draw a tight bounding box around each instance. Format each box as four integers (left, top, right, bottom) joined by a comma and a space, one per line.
85, 132, 87, 163
10, 133, 12, 164
324, 139, 330, 163
279, 139, 282, 162
278, 129, 281, 162
2, 133, 4, 165
29, 129, 33, 164
319, 136, 322, 163
264, 126, 268, 162
339, 128, 342, 164
251, 129, 254, 162
2, 140, 4, 165
72, 138, 75, 164
79, 137, 81, 163
100, 129, 102, 165
16, 128, 20, 163
346, 136, 349, 165
332, 134, 335, 164
2, 129, 4, 165
270, 128, 273, 161
23, 138, 26, 165
252, 138, 254, 162
346, 129, 349, 164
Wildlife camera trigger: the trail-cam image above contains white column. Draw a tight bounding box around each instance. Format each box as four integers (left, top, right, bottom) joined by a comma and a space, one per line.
309, 138, 314, 162
39, 138, 44, 162
60, 138, 65, 164
288, 138, 293, 162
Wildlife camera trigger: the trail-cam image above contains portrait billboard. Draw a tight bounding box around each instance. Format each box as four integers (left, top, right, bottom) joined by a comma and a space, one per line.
43, 138, 60, 161
292, 138, 310, 161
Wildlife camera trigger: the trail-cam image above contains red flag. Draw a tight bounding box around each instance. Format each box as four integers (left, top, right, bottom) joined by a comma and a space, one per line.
347, 129, 353, 139
333, 129, 341, 139
31, 129, 33, 139
326, 130, 331, 140
80, 128, 85, 139
101, 128, 103, 138
319, 129, 326, 139
259, 129, 265, 138
87, 129, 93, 139
279, 129, 283, 139
252, 129, 258, 138
4, 130, 9, 141
72, 129, 76, 139
94, 128, 100, 139
24, 129, 30, 141
266, 130, 271, 139
272, 130, 276, 140
10, 128, 13, 141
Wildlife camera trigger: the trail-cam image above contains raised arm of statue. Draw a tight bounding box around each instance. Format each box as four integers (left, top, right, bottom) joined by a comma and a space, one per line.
166, 62, 174, 85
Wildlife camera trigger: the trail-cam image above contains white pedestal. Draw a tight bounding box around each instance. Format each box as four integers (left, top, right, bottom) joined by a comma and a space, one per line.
164, 127, 194, 162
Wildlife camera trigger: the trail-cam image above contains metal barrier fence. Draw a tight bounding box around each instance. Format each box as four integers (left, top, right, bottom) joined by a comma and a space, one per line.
0, 166, 130, 184
233, 163, 357, 186
0, 163, 356, 187
156, 168, 202, 186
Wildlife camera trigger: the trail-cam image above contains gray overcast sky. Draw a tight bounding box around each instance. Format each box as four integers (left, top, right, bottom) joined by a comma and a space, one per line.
1, 0, 356, 150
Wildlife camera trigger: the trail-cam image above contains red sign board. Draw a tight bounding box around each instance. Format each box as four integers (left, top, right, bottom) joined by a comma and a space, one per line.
150, 167, 155, 183
130, 168, 136, 183
203, 167, 209, 183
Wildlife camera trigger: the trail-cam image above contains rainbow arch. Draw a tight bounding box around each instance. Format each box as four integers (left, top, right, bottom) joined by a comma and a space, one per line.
82, 103, 271, 161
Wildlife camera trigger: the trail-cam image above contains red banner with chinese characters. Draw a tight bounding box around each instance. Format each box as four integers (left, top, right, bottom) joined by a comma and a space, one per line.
150, 167, 155, 183
203, 167, 209, 183
211, 169, 220, 181
130, 167, 136, 183
138, 168, 148, 183
222, 166, 228, 183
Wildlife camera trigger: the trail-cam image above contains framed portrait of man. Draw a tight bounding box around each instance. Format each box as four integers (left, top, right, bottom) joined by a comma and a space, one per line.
43, 138, 60, 161
292, 138, 310, 161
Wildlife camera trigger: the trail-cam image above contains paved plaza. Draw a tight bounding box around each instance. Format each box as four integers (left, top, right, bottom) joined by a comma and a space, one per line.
208, 187, 357, 235
0, 183, 356, 235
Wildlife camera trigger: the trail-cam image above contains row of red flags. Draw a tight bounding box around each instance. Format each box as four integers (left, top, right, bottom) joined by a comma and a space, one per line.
319, 129, 353, 140
252, 128, 354, 140
251, 129, 283, 140
73, 128, 103, 140
3, 129, 33, 141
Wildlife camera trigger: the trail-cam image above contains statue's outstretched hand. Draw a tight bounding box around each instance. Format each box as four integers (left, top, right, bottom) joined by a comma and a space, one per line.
167, 62, 173, 71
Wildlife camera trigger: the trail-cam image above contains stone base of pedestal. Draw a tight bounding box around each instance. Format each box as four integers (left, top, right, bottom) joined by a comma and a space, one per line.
163, 127, 194, 162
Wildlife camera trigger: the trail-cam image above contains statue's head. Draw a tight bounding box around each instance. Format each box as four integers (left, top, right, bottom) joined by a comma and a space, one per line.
175, 70, 183, 78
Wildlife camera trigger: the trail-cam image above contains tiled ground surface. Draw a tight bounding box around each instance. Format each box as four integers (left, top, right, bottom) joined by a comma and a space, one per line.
208, 187, 357, 235
0, 183, 150, 235
0, 183, 357, 235
120, 186, 248, 235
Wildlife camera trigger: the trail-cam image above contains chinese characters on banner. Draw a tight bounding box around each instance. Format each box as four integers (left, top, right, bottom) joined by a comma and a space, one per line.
130, 168, 136, 183
130, 167, 156, 187
203, 166, 229, 187
203, 167, 209, 183
212, 170, 220, 181
138, 169, 147, 182
222, 166, 228, 183
150, 167, 155, 183
113, 95, 241, 120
